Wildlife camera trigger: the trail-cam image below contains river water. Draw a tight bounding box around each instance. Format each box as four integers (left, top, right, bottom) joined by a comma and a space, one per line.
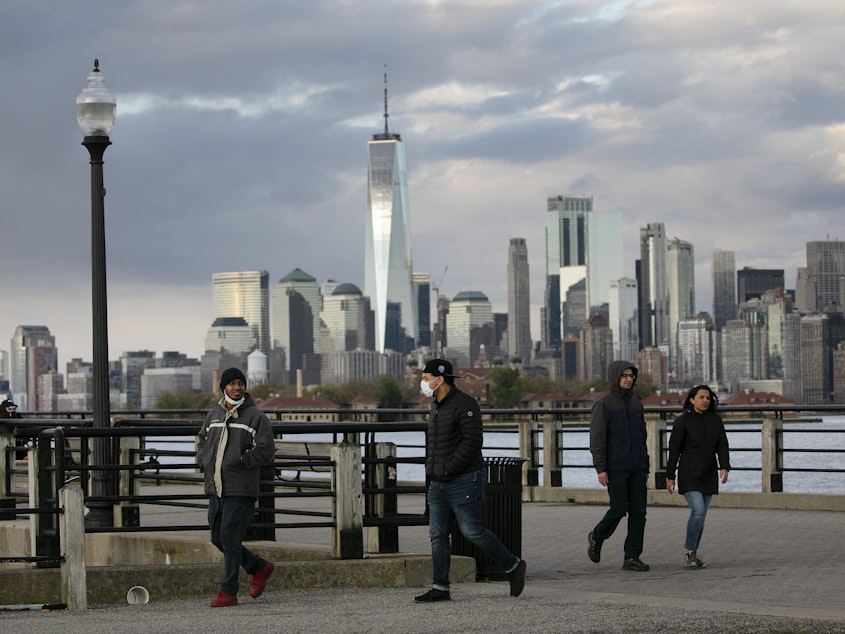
148, 415, 845, 495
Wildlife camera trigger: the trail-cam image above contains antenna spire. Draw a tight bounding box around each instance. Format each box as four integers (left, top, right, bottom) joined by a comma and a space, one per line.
383, 63, 390, 135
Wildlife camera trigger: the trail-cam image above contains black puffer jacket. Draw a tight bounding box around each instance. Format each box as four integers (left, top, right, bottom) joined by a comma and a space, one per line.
425, 385, 485, 482
197, 394, 275, 498
666, 411, 730, 494
589, 360, 649, 473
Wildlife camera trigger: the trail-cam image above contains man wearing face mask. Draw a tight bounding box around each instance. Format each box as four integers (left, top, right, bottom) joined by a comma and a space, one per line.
197, 367, 276, 607
414, 359, 527, 603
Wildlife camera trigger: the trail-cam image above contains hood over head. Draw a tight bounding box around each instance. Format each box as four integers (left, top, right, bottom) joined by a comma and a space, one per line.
608, 360, 637, 395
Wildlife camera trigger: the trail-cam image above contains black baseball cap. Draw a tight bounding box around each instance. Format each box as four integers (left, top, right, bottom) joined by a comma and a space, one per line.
422, 359, 461, 378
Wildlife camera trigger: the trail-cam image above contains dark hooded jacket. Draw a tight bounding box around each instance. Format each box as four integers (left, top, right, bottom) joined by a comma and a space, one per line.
425, 385, 485, 482
589, 361, 649, 473
197, 394, 275, 498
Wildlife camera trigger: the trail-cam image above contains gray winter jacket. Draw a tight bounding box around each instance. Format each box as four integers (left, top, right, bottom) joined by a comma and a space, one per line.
197, 394, 275, 498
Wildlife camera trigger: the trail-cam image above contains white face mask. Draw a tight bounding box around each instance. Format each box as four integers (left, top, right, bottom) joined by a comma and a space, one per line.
420, 378, 439, 398
224, 394, 245, 407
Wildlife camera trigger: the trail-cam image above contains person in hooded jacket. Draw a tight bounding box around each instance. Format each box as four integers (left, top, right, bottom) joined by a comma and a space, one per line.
197, 367, 276, 607
587, 361, 651, 572
665, 384, 730, 569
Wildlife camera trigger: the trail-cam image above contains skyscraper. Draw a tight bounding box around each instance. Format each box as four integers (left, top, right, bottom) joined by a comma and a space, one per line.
667, 238, 696, 375
806, 240, 845, 310
445, 291, 495, 368
412, 272, 431, 349
586, 211, 624, 309
507, 238, 532, 363
736, 267, 785, 303
9, 325, 57, 410
272, 268, 322, 381
609, 278, 639, 361
639, 223, 668, 350
677, 313, 718, 385
211, 271, 270, 355
711, 249, 737, 330
364, 73, 416, 353
544, 195, 591, 349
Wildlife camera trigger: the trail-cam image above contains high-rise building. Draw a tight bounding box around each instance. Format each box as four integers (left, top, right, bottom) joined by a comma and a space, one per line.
412, 272, 431, 349
635, 346, 668, 390
794, 267, 817, 313
272, 268, 322, 381
799, 312, 845, 404
667, 238, 696, 375
711, 249, 737, 330
639, 223, 668, 350
737, 267, 785, 303
507, 238, 532, 363
320, 283, 375, 356
364, 74, 416, 353
444, 291, 495, 368
782, 312, 803, 402
212, 271, 270, 355
545, 195, 591, 350
806, 240, 845, 310
609, 278, 639, 361
586, 211, 624, 309
677, 313, 718, 385
9, 325, 58, 410
119, 350, 156, 409
766, 291, 793, 380
579, 314, 613, 381
721, 320, 768, 391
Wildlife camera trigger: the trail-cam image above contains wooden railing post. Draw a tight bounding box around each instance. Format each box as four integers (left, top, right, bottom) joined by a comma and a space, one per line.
366, 442, 398, 554
519, 421, 539, 487
117, 436, 141, 527
646, 420, 667, 490
762, 418, 783, 493
542, 421, 562, 487
332, 442, 363, 559
59, 481, 87, 610
0, 431, 14, 517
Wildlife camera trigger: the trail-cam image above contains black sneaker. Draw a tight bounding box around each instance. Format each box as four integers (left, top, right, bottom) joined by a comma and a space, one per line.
587, 531, 603, 563
684, 551, 706, 569
507, 559, 527, 597
414, 588, 451, 603
622, 557, 650, 572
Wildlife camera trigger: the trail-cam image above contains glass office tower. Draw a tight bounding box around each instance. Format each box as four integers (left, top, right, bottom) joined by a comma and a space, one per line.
212, 271, 270, 355
364, 78, 416, 353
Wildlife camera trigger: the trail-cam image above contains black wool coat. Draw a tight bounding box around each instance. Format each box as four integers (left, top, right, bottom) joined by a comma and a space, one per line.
666, 411, 731, 495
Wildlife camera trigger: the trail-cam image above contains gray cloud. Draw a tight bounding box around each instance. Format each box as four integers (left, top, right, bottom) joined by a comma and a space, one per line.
2, 0, 844, 368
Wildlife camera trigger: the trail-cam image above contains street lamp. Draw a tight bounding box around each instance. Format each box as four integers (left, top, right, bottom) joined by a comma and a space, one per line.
77, 59, 115, 528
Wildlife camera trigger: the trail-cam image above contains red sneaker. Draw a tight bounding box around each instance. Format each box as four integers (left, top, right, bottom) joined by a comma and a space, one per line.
210, 591, 238, 607
250, 561, 275, 598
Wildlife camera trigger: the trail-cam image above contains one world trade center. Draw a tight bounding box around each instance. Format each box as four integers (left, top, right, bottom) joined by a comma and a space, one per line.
364, 72, 417, 353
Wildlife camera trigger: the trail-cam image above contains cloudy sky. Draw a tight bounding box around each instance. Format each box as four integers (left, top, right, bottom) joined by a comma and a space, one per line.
1, 0, 844, 370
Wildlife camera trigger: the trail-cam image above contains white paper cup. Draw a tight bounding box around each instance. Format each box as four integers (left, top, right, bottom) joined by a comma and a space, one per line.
126, 586, 150, 604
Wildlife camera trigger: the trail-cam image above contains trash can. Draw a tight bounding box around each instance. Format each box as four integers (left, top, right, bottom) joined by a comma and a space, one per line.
451, 457, 527, 580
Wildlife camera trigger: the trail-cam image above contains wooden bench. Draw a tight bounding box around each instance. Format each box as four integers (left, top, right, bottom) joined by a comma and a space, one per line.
273, 440, 335, 485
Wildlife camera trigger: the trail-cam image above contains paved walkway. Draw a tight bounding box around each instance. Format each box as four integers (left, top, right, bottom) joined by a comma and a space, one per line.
2, 498, 844, 633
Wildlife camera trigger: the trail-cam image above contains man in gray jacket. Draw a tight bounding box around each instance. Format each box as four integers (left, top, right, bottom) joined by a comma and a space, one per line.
414, 358, 526, 603
197, 367, 276, 607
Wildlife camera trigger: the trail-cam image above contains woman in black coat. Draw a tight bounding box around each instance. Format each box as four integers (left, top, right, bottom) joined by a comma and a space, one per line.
666, 384, 730, 569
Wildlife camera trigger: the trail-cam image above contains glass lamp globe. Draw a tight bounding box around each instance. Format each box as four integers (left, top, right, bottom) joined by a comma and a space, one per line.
76, 59, 116, 137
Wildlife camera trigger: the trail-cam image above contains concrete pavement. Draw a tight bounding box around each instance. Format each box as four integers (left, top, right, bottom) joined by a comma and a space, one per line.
2, 497, 844, 633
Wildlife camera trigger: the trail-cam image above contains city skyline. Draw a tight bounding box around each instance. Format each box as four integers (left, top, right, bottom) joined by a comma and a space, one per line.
2, 2, 844, 370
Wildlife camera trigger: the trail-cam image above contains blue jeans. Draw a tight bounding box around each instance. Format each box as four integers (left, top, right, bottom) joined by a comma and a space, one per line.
208, 495, 267, 595
593, 470, 648, 559
683, 491, 712, 552
427, 470, 519, 590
